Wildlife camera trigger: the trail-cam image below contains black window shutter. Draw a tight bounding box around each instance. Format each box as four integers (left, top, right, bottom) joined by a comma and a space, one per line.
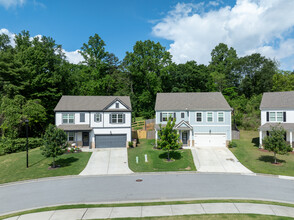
160, 113, 162, 122
283, 112, 286, 122
266, 112, 269, 122
174, 113, 176, 120
109, 114, 112, 123
123, 114, 125, 123
94, 113, 97, 122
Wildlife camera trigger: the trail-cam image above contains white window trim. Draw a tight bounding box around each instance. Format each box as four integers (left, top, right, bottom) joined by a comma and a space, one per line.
162, 112, 174, 122
62, 113, 75, 124
67, 131, 75, 141
269, 111, 283, 122
217, 112, 225, 123
94, 113, 102, 122
206, 112, 214, 123
111, 113, 125, 124
195, 112, 202, 122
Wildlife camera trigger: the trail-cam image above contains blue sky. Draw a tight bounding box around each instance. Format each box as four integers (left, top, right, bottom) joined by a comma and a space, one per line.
1, 0, 294, 70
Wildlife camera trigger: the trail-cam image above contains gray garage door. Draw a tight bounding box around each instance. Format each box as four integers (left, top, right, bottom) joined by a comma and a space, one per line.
95, 134, 126, 148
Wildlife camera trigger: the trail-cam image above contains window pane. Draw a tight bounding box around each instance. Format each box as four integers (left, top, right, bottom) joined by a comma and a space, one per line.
63, 119, 68, 124
162, 113, 167, 121
207, 113, 213, 122
181, 113, 184, 118
269, 112, 276, 121
112, 114, 117, 123
69, 114, 74, 119
95, 113, 101, 122
196, 113, 202, 122
277, 112, 283, 122
218, 113, 224, 122
80, 113, 85, 122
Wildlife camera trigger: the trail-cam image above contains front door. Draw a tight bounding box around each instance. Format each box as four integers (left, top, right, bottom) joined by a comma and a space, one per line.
82, 132, 89, 146
182, 131, 188, 145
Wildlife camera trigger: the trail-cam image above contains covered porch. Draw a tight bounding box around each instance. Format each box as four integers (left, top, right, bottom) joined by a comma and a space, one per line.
259, 123, 293, 149
155, 121, 193, 148
57, 125, 93, 148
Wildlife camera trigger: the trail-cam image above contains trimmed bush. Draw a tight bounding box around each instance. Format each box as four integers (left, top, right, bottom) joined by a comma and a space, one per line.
228, 141, 237, 148
0, 138, 43, 155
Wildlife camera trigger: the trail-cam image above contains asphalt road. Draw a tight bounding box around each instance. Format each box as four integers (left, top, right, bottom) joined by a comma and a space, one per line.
0, 173, 293, 215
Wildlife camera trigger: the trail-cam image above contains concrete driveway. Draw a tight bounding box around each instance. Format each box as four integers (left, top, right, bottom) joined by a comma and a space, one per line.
192, 146, 252, 173
79, 148, 133, 175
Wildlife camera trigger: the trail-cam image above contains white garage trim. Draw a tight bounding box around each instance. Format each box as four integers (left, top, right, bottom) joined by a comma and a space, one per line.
194, 133, 226, 147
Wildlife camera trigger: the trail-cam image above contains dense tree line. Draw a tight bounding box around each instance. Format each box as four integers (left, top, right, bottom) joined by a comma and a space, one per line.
0, 31, 293, 138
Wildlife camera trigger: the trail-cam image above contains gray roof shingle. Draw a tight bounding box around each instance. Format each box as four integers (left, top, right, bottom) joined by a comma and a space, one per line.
155, 92, 232, 111
260, 91, 294, 110
54, 96, 132, 112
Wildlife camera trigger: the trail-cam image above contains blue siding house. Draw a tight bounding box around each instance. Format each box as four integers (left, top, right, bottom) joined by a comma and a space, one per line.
155, 92, 232, 147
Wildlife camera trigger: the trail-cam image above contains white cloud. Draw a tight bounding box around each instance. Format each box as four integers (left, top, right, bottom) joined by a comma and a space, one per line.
152, 0, 294, 70
62, 49, 84, 64
0, 28, 84, 64
0, 0, 25, 9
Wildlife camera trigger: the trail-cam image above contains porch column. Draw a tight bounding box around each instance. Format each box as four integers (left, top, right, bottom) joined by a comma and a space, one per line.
259, 130, 263, 148
290, 131, 293, 148
189, 130, 192, 147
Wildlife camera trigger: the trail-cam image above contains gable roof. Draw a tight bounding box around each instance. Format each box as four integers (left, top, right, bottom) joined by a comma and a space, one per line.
155, 92, 232, 111
260, 91, 294, 110
54, 96, 132, 112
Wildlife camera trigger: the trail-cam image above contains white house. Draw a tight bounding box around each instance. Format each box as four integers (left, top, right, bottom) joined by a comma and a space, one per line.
155, 92, 232, 148
259, 91, 294, 148
54, 96, 132, 148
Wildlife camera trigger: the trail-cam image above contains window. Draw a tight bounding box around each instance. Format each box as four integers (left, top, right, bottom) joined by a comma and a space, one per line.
67, 132, 75, 141
181, 113, 185, 118
277, 112, 283, 122
162, 113, 174, 122
207, 112, 213, 122
116, 103, 119, 108
269, 112, 276, 122
218, 112, 224, 122
196, 112, 202, 122
62, 113, 74, 124
111, 113, 125, 123
269, 112, 283, 122
80, 113, 85, 122
94, 113, 101, 122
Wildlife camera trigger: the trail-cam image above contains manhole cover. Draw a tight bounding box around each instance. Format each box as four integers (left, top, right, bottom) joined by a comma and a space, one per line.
136, 179, 143, 182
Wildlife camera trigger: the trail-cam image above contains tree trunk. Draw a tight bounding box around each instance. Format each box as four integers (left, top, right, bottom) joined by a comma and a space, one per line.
274, 152, 277, 164
167, 149, 170, 161
52, 157, 55, 168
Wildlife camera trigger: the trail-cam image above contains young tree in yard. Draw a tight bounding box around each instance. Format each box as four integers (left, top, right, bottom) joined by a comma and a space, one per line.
157, 118, 181, 161
41, 124, 67, 168
263, 126, 292, 164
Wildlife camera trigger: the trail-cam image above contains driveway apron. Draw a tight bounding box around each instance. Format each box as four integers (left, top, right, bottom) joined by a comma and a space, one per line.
192, 146, 252, 173
79, 148, 133, 175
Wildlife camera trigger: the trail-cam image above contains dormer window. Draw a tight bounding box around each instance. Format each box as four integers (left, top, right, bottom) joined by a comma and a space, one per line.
116, 103, 119, 108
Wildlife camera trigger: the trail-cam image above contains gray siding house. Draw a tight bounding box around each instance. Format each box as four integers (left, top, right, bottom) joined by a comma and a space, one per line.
259, 91, 294, 148
54, 96, 132, 149
155, 92, 232, 147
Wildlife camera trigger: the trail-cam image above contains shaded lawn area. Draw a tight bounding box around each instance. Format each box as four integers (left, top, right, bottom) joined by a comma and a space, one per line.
230, 130, 294, 176
0, 148, 92, 184
128, 139, 196, 172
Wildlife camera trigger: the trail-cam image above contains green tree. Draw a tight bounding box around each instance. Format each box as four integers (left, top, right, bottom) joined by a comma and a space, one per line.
263, 126, 292, 164
122, 40, 172, 118
41, 124, 67, 168
0, 95, 46, 138
272, 70, 294, 91
157, 118, 181, 161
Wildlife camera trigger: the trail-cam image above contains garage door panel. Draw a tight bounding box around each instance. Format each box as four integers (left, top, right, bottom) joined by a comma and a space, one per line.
95, 134, 126, 148
195, 134, 226, 147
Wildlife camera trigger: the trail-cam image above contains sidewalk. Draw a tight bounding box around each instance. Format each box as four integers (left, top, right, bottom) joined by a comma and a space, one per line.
5, 203, 294, 220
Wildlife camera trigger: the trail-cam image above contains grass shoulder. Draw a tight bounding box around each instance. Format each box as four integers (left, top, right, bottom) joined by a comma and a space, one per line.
128, 139, 196, 172
0, 147, 91, 184
230, 130, 294, 176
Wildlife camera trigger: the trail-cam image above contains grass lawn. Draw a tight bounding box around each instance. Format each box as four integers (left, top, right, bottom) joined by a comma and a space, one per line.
128, 139, 196, 172
230, 130, 294, 176
0, 148, 92, 184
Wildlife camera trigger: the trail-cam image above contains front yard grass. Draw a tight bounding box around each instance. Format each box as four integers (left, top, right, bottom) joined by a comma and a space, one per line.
128, 139, 196, 172
0, 148, 92, 184
230, 130, 294, 176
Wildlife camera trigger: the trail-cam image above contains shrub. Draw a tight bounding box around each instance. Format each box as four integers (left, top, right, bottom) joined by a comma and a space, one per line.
228, 141, 237, 148
0, 137, 43, 155
128, 141, 133, 148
